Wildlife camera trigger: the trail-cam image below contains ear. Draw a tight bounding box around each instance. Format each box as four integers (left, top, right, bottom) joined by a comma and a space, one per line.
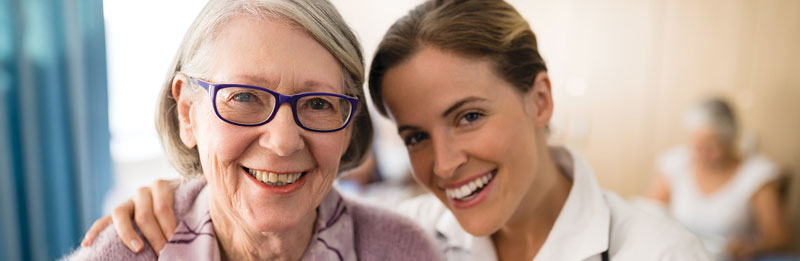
172, 74, 198, 148
523, 71, 554, 130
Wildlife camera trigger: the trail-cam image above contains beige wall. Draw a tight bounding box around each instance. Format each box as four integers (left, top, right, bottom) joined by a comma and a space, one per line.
511, 0, 800, 251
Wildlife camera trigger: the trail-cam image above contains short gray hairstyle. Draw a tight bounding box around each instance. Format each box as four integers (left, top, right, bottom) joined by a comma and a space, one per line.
156, 0, 372, 176
684, 97, 738, 145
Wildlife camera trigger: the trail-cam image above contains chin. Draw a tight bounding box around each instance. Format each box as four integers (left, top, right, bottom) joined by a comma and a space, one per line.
455, 214, 502, 237
244, 201, 313, 232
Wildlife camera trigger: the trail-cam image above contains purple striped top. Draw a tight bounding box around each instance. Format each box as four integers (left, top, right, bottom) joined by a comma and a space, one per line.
64, 178, 441, 261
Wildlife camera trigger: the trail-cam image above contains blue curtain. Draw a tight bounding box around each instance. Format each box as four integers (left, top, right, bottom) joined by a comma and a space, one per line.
0, 0, 112, 260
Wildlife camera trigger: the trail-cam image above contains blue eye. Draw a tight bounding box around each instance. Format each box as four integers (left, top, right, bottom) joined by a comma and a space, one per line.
404, 132, 429, 146
232, 92, 258, 103
458, 112, 484, 125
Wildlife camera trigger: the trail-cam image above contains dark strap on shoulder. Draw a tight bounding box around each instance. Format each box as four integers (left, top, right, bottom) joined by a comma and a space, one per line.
602, 206, 612, 261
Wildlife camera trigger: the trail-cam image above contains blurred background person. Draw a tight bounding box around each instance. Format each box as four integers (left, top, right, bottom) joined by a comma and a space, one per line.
648, 98, 790, 260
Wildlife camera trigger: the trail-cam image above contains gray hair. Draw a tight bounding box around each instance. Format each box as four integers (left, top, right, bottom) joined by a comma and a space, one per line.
684, 97, 738, 145
156, 0, 372, 176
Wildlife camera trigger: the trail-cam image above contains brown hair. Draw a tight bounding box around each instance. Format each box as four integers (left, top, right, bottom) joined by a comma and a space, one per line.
156, 0, 371, 176
368, 0, 547, 116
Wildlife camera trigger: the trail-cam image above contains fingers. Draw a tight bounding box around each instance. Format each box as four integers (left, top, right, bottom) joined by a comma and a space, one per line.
151, 179, 177, 239
132, 187, 168, 254
111, 199, 144, 253
81, 215, 112, 247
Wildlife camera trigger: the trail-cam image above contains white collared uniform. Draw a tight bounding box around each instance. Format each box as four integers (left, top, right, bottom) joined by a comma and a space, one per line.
398, 147, 711, 260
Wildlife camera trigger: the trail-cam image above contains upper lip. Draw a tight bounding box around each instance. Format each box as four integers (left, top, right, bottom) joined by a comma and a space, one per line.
242, 166, 312, 174
438, 169, 497, 189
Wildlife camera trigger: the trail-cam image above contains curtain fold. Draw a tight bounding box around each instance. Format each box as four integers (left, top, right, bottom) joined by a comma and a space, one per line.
0, 0, 112, 260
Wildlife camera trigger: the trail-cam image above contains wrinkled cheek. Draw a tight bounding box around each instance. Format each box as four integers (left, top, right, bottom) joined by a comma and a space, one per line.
203, 153, 244, 214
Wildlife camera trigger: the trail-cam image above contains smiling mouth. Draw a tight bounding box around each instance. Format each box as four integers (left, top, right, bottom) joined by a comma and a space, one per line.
444, 169, 497, 201
243, 167, 308, 187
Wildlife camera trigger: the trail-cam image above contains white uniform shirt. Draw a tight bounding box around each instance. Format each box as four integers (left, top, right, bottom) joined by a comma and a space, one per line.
399, 147, 710, 260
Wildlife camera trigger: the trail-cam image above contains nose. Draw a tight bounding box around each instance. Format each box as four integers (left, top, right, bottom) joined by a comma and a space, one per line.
431, 134, 466, 179
259, 104, 305, 156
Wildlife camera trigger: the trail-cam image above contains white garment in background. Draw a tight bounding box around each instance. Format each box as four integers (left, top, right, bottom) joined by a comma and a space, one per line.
399, 147, 710, 261
659, 147, 779, 259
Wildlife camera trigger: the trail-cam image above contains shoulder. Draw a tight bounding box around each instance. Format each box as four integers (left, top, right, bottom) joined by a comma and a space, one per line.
395, 193, 448, 232
603, 192, 711, 260
172, 177, 208, 218
62, 178, 207, 261
61, 223, 156, 260
347, 198, 442, 261
739, 154, 779, 182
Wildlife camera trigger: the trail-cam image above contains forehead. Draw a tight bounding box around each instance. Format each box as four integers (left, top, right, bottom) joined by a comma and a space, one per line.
208, 15, 342, 93
381, 47, 512, 121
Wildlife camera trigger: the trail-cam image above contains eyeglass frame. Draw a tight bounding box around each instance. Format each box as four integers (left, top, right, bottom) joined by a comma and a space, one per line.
187, 75, 359, 132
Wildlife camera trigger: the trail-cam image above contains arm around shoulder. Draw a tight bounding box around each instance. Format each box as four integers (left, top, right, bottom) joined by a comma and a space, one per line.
62, 223, 157, 261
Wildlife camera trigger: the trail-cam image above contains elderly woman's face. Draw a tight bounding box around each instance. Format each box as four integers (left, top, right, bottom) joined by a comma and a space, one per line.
689, 127, 726, 165
179, 15, 351, 231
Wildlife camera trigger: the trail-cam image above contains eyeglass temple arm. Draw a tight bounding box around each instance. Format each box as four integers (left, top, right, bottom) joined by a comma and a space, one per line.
189, 76, 213, 93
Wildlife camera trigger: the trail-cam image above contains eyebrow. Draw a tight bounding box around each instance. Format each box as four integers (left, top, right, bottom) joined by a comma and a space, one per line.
397, 125, 419, 134
301, 79, 339, 93
230, 74, 339, 93
230, 74, 276, 86
442, 96, 486, 118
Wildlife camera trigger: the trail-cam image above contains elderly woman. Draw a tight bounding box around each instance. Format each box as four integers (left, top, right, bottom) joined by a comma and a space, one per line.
649, 98, 790, 260
66, 0, 439, 260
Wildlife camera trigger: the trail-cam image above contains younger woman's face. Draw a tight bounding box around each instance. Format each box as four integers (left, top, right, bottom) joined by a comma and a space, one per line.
381, 47, 550, 236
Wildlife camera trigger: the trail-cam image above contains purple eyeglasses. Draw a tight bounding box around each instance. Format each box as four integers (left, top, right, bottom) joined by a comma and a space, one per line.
188, 76, 358, 132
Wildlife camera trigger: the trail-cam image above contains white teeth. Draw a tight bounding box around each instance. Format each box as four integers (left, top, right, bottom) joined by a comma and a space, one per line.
287, 173, 300, 184
246, 168, 304, 186
444, 172, 495, 200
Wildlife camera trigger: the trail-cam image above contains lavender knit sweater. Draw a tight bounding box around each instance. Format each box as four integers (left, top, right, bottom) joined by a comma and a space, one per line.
64, 178, 441, 260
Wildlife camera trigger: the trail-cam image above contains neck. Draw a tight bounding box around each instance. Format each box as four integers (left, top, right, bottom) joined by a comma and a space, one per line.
208, 196, 316, 261
492, 147, 572, 261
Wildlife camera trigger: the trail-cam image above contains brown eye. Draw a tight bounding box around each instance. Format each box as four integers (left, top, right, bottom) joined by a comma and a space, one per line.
404, 132, 429, 146
308, 98, 332, 110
